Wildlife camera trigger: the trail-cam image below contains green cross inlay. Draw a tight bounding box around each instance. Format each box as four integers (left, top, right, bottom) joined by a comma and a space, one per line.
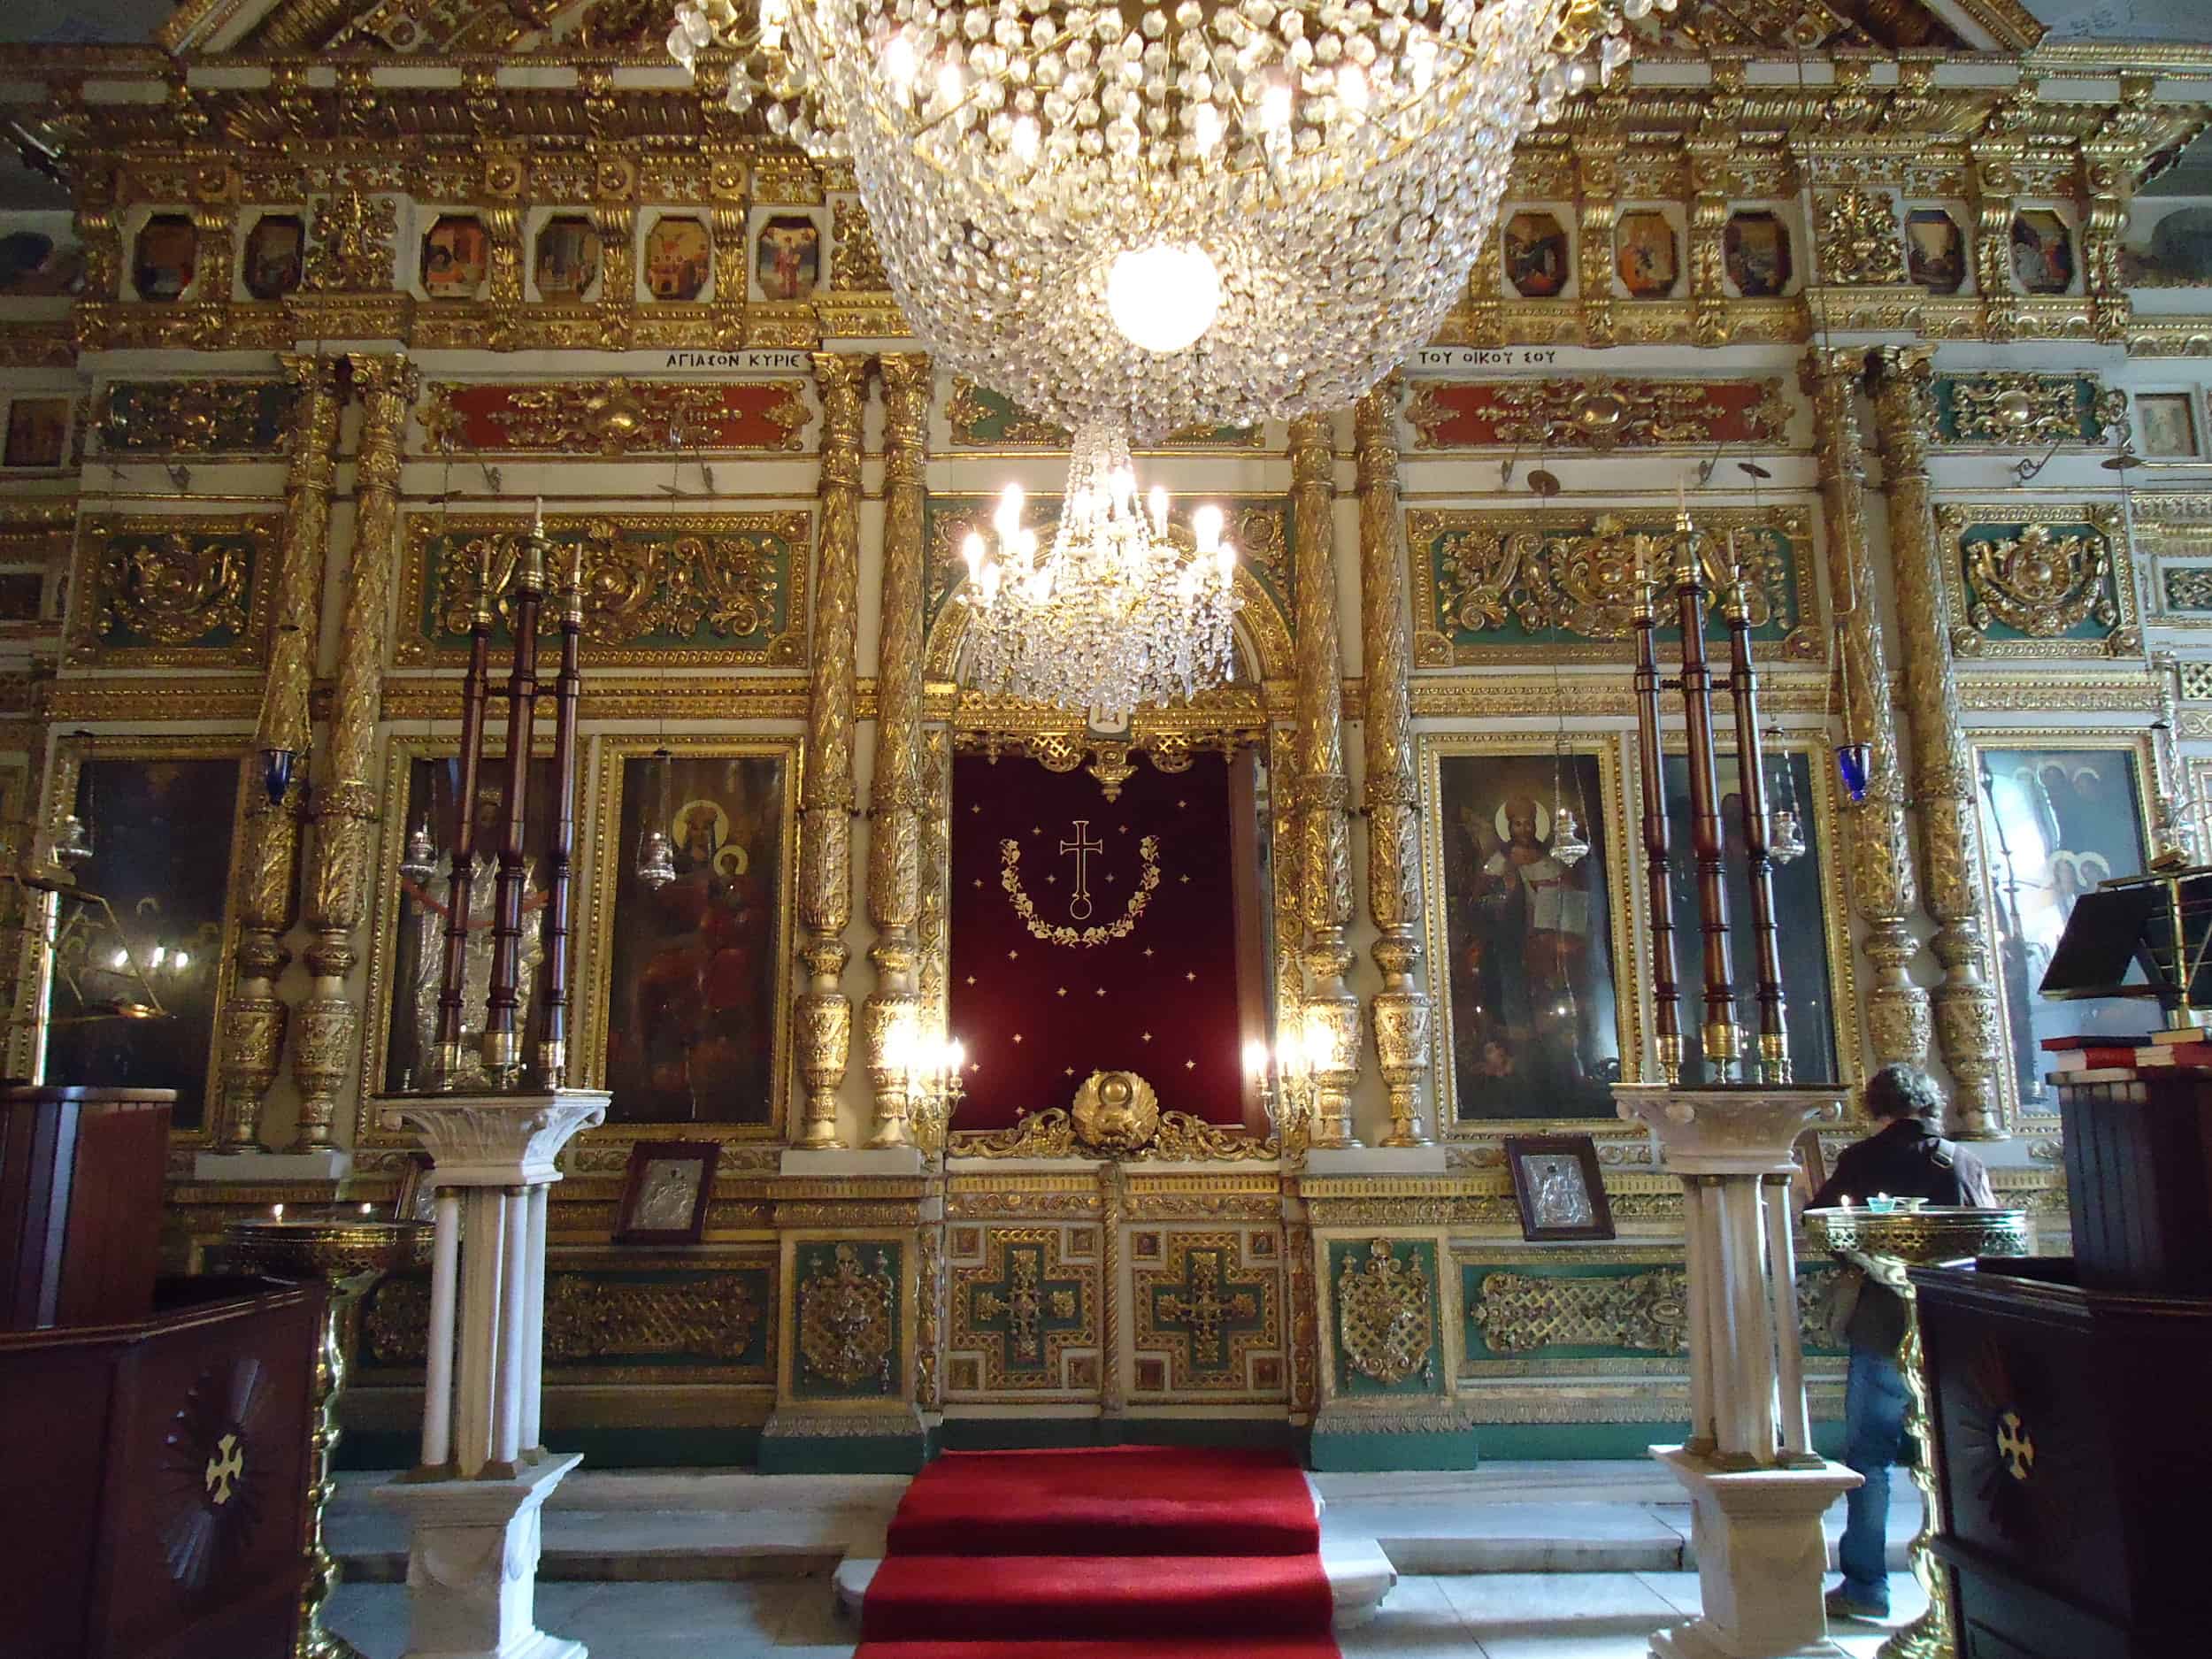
967, 1240, 1086, 1375
1149, 1245, 1268, 1378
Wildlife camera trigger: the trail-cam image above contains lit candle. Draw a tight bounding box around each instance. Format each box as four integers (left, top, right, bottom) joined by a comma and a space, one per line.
272, 1202, 284, 1221
360, 1202, 373, 1216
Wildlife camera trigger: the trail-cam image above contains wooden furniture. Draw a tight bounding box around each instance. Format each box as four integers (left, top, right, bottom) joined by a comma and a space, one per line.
0, 1274, 323, 1659
2055, 1058, 2212, 1294
1905, 1048, 2212, 1659
0, 1085, 172, 1330
1913, 1257, 2212, 1659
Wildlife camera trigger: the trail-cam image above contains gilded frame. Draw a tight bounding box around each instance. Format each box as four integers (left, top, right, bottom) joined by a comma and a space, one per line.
0, 503, 71, 643
392, 508, 812, 669
1648, 733, 1863, 1093
1933, 501, 2134, 661
580, 733, 801, 1146
1404, 503, 1820, 667
1417, 730, 1642, 1137
2139, 494, 2212, 628
1966, 726, 2159, 1134
353, 731, 563, 1148
38, 733, 253, 1146
65, 512, 280, 670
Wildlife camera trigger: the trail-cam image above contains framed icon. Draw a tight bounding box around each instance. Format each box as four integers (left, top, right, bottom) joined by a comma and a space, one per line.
534, 215, 603, 300
1616, 211, 1678, 299
2139, 393, 2200, 459
614, 1141, 720, 1244
421, 215, 490, 299
132, 214, 196, 302
1502, 211, 1570, 299
1724, 211, 1793, 298
1906, 209, 1966, 296
4, 398, 69, 469
2010, 210, 2075, 296
643, 216, 711, 302
753, 213, 822, 301
1504, 1133, 1615, 1242
242, 214, 305, 301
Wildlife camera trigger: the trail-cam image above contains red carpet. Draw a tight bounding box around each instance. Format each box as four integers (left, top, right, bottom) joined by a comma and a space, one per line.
856, 1447, 1341, 1659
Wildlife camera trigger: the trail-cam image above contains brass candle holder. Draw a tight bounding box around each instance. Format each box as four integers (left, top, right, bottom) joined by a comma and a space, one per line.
223, 1213, 433, 1659
1804, 1204, 2031, 1659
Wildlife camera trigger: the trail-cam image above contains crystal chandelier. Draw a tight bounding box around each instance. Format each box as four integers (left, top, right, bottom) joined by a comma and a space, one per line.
959, 426, 1240, 720
669, 0, 1639, 442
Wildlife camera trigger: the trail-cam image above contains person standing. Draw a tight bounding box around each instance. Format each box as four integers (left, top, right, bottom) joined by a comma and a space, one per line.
1809, 1064, 1996, 1624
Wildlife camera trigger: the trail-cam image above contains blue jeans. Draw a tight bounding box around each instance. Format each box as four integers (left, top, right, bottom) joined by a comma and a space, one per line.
1839, 1343, 1910, 1609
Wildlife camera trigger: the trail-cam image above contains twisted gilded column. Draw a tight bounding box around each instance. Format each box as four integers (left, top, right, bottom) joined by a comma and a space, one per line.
293, 352, 416, 1149
1290, 413, 1360, 1148
1804, 349, 1931, 1079
214, 352, 342, 1154
1867, 346, 2003, 1139
863, 353, 930, 1149
795, 353, 865, 1148
1353, 387, 1430, 1148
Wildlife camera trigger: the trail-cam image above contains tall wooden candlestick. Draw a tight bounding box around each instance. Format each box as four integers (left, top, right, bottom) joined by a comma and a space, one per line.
538, 543, 584, 1087
1632, 563, 1684, 1085
484, 506, 547, 1086
434, 538, 498, 1088
1669, 512, 1742, 1081
1721, 537, 1790, 1084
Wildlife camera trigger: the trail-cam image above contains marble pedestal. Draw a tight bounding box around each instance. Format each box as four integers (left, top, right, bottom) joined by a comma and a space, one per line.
375, 1089, 609, 1659
373, 1455, 585, 1659
1649, 1447, 1859, 1659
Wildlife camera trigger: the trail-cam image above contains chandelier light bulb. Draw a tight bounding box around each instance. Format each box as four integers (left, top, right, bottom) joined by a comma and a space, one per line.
882, 32, 918, 91
1148, 485, 1170, 532
1193, 503, 1225, 553
1106, 243, 1223, 354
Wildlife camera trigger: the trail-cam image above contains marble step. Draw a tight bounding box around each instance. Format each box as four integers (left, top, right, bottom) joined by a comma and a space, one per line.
832, 1535, 1400, 1633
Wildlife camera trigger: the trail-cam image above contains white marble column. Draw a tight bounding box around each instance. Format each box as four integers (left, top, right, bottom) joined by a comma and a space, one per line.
374, 1088, 608, 1659
1616, 1085, 1863, 1659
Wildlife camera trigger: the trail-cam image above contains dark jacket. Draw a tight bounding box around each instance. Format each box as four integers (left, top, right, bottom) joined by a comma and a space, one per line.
1811, 1118, 1996, 1355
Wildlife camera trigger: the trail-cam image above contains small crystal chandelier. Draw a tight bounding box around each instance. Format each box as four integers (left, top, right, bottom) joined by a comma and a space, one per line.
669, 0, 1639, 444
961, 426, 1239, 720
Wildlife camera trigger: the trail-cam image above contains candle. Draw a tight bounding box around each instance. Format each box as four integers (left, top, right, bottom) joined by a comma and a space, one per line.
272, 1202, 284, 1221
360, 1202, 373, 1216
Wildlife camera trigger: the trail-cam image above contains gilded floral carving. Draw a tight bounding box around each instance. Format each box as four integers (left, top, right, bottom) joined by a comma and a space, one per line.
1335, 1238, 1437, 1389
403, 511, 807, 667
1471, 1268, 1689, 1355
72, 515, 277, 667
1404, 377, 1791, 452
1817, 188, 1909, 286
1932, 373, 2129, 447
830, 197, 890, 292
420, 378, 810, 455
1962, 523, 2116, 638
795, 1242, 897, 1393
301, 184, 396, 293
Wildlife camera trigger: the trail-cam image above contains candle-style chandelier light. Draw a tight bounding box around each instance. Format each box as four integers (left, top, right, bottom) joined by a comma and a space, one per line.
959, 425, 1240, 720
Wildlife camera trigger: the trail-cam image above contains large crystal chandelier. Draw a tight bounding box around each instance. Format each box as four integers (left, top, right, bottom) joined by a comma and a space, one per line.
669, 0, 1638, 715
958, 425, 1240, 720
670, 0, 1636, 441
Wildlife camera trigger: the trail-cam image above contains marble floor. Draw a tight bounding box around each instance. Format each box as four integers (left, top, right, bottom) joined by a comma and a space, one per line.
322, 1567, 1929, 1658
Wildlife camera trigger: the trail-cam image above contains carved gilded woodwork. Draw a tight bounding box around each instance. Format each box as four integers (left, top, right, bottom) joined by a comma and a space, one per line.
1332, 1238, 1440, 1392
941, 376, 1264, 451
1356, 387, 1432, 1148
295, 352, 415, 1151
828, 198, 889, 293
301, 183, 397, 294
949, 1225, 1099, 1394
1404, 377, 1792, 452
363, 1263, 772, 1379
94, 377, 296, 457
863, 353, 931, 1150
214, 354, 342, 1155
1816, 188, 1909, 287
795, 353, 864, 1148
1926, 373, 2129, 448
1471, 1267, 1690, 1356
1289, 413, 1360, 1149
1803, 349, 1928, 1074
1408, 504, 1816, 666
1932, 506, 2131, 659
69, 514, 278, 669
1131, 1229, 1284, 1397
397, 511, 808, 668
1869, 347, 2005, 1139
419, 378, 810, 455
795, 1242, 899, 1394
953, 1092, 1278, 1163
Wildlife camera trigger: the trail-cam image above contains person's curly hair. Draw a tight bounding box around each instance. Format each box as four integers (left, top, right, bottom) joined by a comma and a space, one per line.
1863, 1063, 1946, 1124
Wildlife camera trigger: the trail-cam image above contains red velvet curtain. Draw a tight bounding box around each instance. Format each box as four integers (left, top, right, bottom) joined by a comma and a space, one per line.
949, 752, 1251, 1129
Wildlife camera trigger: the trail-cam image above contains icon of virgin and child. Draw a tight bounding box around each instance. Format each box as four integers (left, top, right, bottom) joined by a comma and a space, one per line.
604, 758, 784, 1125
1440, 757, 1621, 1119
